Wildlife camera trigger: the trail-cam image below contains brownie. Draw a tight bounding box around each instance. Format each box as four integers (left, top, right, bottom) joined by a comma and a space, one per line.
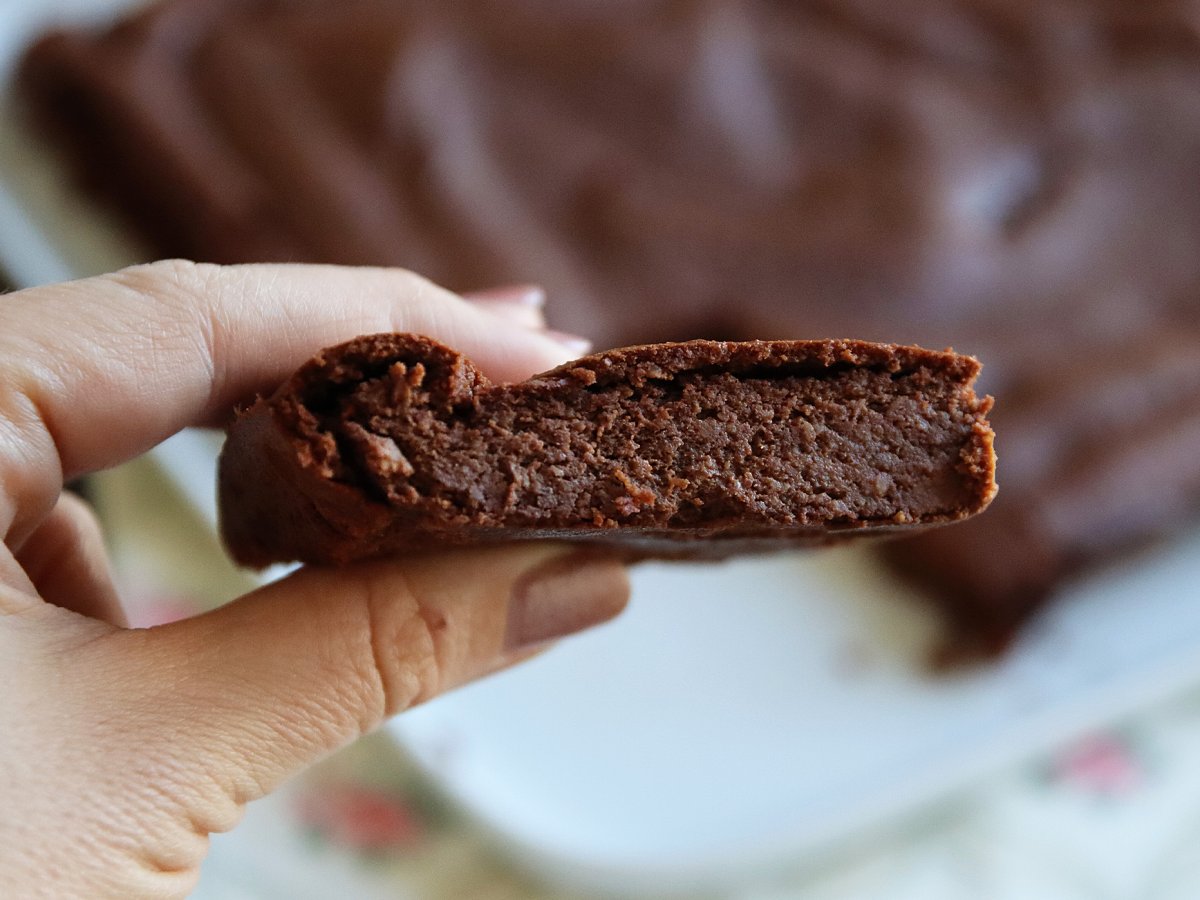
21, 1, 1200, 644
218, 336, 996, 567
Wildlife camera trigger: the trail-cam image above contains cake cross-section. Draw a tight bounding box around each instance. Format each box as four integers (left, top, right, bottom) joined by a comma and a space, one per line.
218, 335, 996, 566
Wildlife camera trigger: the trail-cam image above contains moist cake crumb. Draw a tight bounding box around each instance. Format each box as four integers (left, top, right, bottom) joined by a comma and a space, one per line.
218, 335, 996, 567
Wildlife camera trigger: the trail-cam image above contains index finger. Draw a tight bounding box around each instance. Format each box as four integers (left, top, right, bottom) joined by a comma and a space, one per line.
0, 260, 579, 544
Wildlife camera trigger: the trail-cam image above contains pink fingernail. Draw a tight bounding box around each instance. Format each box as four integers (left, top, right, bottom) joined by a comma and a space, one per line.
463, 284, 545, 307
544, 329, 592, 356
505, 554, 630, 651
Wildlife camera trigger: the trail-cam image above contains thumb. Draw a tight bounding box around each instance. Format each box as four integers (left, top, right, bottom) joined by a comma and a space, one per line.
144, 544, 627, 803
2, 544, 627, 895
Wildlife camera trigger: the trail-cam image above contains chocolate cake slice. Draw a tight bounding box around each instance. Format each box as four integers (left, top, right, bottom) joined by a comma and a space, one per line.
218, 335, 995, 567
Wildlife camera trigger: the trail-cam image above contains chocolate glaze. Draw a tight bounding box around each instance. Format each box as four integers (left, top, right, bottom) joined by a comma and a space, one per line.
21, 0, 1200, 643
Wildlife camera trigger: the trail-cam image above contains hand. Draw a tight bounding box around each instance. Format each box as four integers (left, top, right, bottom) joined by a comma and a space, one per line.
0, 261, 629, 898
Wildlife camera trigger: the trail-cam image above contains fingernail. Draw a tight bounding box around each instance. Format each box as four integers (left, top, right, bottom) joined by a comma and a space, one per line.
543, 329, 592, 356
505, 554, 630, 651
463, 284, 545, 307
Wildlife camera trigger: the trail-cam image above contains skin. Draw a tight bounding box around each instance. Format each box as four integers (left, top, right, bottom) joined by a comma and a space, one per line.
0, 261, 629, 898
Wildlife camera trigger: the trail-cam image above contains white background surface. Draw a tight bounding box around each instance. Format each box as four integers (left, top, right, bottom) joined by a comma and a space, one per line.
3, 2, 1200, 895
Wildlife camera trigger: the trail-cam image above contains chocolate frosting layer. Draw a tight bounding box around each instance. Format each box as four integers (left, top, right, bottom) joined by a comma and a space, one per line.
21, 0, 1200, 644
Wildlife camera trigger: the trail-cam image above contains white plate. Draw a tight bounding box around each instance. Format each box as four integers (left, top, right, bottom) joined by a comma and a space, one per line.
3, 4, 1200, 895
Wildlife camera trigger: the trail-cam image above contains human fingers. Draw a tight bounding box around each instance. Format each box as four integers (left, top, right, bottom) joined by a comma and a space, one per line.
9, 545, 626, 895
463, 283, 547, 329
462, 284, 593, 351
11, 492, 125, 625
0, 260, 583, 547
152, 546, 628, 787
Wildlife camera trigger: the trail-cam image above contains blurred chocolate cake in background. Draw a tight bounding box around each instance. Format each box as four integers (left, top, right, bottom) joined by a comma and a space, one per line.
20, 0, 1200, 650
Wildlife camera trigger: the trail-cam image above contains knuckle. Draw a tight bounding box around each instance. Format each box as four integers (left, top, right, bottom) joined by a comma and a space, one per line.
388, 268, 442, 311
105, 261, 200, 321
355, 569, 448, 726
107, 260, 224, 317
116, 258, 210, 287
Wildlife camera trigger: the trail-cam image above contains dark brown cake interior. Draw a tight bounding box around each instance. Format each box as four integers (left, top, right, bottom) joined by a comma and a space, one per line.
315, 348, 985, 533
